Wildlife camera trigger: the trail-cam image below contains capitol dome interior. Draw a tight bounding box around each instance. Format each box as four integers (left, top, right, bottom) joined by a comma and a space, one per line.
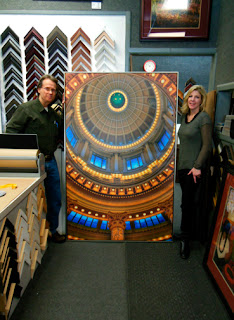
65, 72, 177, 241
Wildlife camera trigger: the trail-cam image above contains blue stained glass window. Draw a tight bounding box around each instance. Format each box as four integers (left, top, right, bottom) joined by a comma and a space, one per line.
94, 156, 102, 167
138, 157, 143, 166
67, 212, 100, 229
100, 220, 108, 230
131, 213, 166, 230
90, 155, 95, 164
127, 155, 143, 171
134, 220, 141, 229
133, 214, 166, 229
66, 127, 72, 140
161, 134, 169, 146
140, 219, 147, 228
151, 216, 159, 225
90, 154, 107, 170
73, 213, 82, 223
157, 213, 165, 223
157, 130, 171, 151
125, 221, 131, 230
66, 126, 78, 147
67, 211, 76, 221
79, 216, 87, 225
168, 102, 173, 113
91, 219, 98, 228
158, 141, 164, 151
127, 160, 131, 170
146, 217, 153, 227
85, 217, 93, 227
102, 159, 107, 169
131, 158, 139, 169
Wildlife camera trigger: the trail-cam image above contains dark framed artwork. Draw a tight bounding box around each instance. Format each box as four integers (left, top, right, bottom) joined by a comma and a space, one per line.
141, 0, 211, 39
205, 166, 234, 314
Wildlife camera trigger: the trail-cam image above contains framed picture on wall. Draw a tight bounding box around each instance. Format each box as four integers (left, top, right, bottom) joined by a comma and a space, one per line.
141, 0, 211, 40
33, 0, 102, 2
204, 164, 234, 315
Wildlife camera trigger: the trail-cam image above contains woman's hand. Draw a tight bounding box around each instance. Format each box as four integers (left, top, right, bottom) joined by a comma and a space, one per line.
188, 167, 201, 183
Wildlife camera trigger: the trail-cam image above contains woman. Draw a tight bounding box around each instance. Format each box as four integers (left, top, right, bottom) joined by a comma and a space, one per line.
178, 85, 212, 259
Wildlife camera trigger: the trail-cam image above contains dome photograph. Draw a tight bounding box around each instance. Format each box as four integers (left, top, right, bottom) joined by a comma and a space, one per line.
65, 72, 178, 241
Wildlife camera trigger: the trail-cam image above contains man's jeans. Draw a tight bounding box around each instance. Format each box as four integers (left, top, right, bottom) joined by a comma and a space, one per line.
44, 157, 61, 234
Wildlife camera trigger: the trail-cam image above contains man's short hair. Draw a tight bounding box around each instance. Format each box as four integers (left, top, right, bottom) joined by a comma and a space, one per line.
37, 74, 58, 90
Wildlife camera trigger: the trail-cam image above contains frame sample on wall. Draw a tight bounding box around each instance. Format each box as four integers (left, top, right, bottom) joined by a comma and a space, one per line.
65, 72, 178, 241
205, 165, 234, 314
141, 0, 211, 39
0, 12, 127, 130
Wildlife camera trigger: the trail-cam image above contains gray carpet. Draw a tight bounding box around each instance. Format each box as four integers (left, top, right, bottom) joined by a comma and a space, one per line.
126, 241, 231, 320
10, 242, 128, 320
10, 240, 231, 320
10, 184, 231, 320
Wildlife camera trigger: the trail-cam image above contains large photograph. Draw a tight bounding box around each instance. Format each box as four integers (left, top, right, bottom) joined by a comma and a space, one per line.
65, 72, 177, 241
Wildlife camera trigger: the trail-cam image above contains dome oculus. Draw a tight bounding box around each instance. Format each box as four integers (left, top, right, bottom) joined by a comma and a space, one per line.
107, 90, 128, 112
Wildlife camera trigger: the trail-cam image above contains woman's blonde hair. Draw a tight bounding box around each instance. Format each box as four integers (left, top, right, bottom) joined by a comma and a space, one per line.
181, 85, 207, 114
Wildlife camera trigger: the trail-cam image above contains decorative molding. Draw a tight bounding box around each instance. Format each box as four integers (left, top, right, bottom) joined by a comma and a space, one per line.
47, 26, 68, 101
94, 31, 115, 72
71, 28, 92, 72
1, 27, 24, 122
24, 27, 45, 101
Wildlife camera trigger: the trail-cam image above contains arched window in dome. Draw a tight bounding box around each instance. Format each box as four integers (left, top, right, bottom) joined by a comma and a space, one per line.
126, 155, 143, 171
66, 126, 78, 147
100, 220, 109, 230
157, 130, 171, 151
90, 153, 107, 169
134, 214, 166, 229
168, 100, 174, 115
125, 221, 131, 230
67, 211, 98, 228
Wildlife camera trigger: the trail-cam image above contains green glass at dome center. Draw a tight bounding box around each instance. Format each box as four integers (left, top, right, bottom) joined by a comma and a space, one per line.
110, 92, 125, 109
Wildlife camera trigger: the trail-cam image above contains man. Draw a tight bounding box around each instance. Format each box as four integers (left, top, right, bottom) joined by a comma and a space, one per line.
6, 74, 66, 243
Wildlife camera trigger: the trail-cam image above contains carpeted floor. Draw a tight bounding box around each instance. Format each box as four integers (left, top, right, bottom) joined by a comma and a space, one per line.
10, 242, 128, 320
126, 241, 231, 320
9, 184, 232, 319
10, 240, 231, 320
